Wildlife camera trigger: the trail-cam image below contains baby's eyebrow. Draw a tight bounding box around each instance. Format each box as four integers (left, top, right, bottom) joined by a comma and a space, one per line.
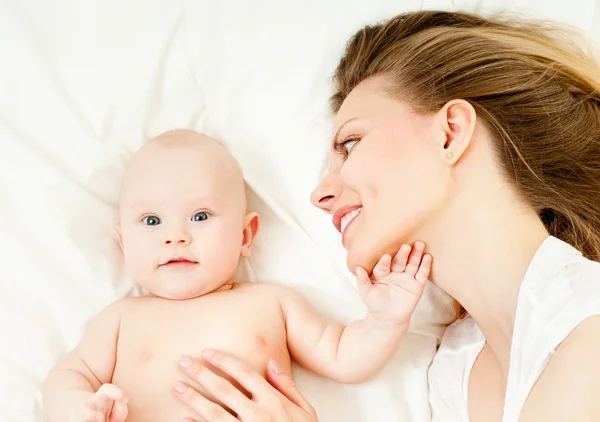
128, 197, 219, 210
128, 201, 161, 210
185, 196, 218, 204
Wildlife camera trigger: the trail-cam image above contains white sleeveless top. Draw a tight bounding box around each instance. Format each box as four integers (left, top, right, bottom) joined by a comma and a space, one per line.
428, 236, 600, 422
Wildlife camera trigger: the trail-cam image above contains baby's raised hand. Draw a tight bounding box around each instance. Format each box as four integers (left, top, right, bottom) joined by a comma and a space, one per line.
84, 384, 128, 422
356, 241, 431, 325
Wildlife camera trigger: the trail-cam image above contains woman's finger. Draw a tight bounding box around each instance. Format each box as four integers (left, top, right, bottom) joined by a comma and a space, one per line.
200, 349, 275, 399
265, 358, 317, 416
178, 355, 252, 417
172, 381, 237, 422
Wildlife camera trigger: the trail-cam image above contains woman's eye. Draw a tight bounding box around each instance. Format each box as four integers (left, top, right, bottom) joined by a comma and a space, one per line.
337, 137, 359, 158
343, 139, 358, 155
192, 212, 209, 222
142, 215, 161, 226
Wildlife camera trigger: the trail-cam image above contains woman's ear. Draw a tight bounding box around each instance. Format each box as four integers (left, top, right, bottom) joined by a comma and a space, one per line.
114, 223, 124, 250
435, 99, 476, 165
240, 212, 260, 257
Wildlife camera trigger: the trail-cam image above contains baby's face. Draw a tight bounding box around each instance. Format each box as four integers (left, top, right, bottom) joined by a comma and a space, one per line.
116, 131, 256, 299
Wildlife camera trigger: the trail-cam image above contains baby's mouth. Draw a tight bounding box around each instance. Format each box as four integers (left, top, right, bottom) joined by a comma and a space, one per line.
161, 258, 198, 268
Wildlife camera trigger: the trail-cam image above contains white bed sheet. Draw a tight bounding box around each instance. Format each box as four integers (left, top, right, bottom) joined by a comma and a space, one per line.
1, 0, 598, 421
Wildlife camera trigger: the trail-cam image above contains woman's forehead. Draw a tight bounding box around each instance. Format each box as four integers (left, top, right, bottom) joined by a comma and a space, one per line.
334, 77, 397, 126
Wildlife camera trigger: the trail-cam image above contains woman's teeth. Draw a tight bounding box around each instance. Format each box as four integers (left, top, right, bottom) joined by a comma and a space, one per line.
341, 207, 362, 234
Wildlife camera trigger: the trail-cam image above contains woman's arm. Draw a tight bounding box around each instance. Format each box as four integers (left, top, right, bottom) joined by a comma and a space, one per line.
173, 350, 318, 421
520, 315, 600, 421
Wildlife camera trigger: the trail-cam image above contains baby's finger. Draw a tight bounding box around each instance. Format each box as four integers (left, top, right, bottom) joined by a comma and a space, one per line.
405, 241, 425, 277
109, 401, 128, 422
390, 244, 412, 273
356, 266, 373, 299
96, 384, 127, 402
83, 404, 104, 422
415, 253, 433, 284
85, 394, 111, 413
84, 413, 104, 422
372, 254, 392, 279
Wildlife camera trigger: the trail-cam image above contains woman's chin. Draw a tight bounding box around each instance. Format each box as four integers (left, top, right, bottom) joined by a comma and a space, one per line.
345, 242, 383, 275
345, 233, 407, 275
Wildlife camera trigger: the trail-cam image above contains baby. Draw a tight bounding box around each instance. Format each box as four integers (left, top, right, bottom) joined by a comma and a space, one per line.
43, 130, 431, 422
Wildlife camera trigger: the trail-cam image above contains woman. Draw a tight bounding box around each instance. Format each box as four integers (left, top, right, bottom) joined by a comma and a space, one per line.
171, 11, 600, 421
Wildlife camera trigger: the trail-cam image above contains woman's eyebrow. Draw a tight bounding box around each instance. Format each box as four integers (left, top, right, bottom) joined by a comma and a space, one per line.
331, 117, 357, 146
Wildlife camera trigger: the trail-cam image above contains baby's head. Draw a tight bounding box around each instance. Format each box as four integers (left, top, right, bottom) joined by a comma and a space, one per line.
115, 130, 258, 299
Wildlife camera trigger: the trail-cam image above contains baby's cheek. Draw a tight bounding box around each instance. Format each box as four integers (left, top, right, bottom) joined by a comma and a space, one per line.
206, 238, 242, 275
124, 243, 157, 280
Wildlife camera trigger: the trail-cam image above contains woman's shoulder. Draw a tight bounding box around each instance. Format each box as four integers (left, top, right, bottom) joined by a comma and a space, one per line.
519, 313, 600, 421
509, 237, 600, 421
514, 236, 600, 376
522, 236, 600, 312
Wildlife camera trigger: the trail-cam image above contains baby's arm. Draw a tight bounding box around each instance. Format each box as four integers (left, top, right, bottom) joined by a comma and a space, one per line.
282, 242, 430, 384
43, 300, 128, 422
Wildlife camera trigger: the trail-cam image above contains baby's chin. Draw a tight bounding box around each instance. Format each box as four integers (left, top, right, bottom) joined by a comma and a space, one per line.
147, 290, 205, 300
141, 280, 234, 300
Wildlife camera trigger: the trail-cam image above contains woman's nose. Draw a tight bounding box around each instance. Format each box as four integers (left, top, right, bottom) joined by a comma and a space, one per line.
311, 171, 341, 214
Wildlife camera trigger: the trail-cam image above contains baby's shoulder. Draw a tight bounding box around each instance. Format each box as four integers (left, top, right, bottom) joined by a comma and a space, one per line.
97, 295, 146, 320
112, 295, 142, 310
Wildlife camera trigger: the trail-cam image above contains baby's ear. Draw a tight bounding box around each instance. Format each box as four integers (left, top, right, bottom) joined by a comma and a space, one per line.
240, 212, 260, 257
114, 223, 124, 251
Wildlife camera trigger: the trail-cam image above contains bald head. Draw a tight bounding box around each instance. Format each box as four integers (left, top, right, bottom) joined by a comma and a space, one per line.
119, 130, 246, 216
115, 130, 259, 299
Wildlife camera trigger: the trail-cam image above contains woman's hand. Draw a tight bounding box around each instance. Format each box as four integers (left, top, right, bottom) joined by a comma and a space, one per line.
172, 350, 318, 421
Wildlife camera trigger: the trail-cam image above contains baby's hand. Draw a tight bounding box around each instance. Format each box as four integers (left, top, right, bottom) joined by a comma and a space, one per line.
356, 241, 431, 325
84, 384, 128, 422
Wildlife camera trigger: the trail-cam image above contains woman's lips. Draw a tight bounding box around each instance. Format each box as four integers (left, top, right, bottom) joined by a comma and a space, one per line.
332, 206, 363, 248
340, 207, 362, 234
332, 205, 363, 233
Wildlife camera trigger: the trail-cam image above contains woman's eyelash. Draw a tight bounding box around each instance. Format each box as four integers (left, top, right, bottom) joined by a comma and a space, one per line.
335, 136, 360, 156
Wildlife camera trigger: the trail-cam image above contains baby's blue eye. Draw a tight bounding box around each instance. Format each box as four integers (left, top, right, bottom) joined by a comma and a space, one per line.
192, 212, 209, 222
142, 215, 161, 226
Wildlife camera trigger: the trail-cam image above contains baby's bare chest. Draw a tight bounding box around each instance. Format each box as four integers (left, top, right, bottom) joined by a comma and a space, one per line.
111, 290, 289, 421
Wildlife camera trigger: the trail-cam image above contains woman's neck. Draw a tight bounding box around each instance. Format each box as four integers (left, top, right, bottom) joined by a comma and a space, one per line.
423, 193, 548, 376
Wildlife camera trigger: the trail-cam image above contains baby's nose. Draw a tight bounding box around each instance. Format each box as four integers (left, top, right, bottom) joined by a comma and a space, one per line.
164, 230, 191, 245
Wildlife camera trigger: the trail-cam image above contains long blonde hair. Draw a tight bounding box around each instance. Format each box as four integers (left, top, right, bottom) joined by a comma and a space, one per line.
332, 11, 600, 316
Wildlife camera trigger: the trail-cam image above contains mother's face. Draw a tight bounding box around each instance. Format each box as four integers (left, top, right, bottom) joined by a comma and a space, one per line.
311, 76, 451, 274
